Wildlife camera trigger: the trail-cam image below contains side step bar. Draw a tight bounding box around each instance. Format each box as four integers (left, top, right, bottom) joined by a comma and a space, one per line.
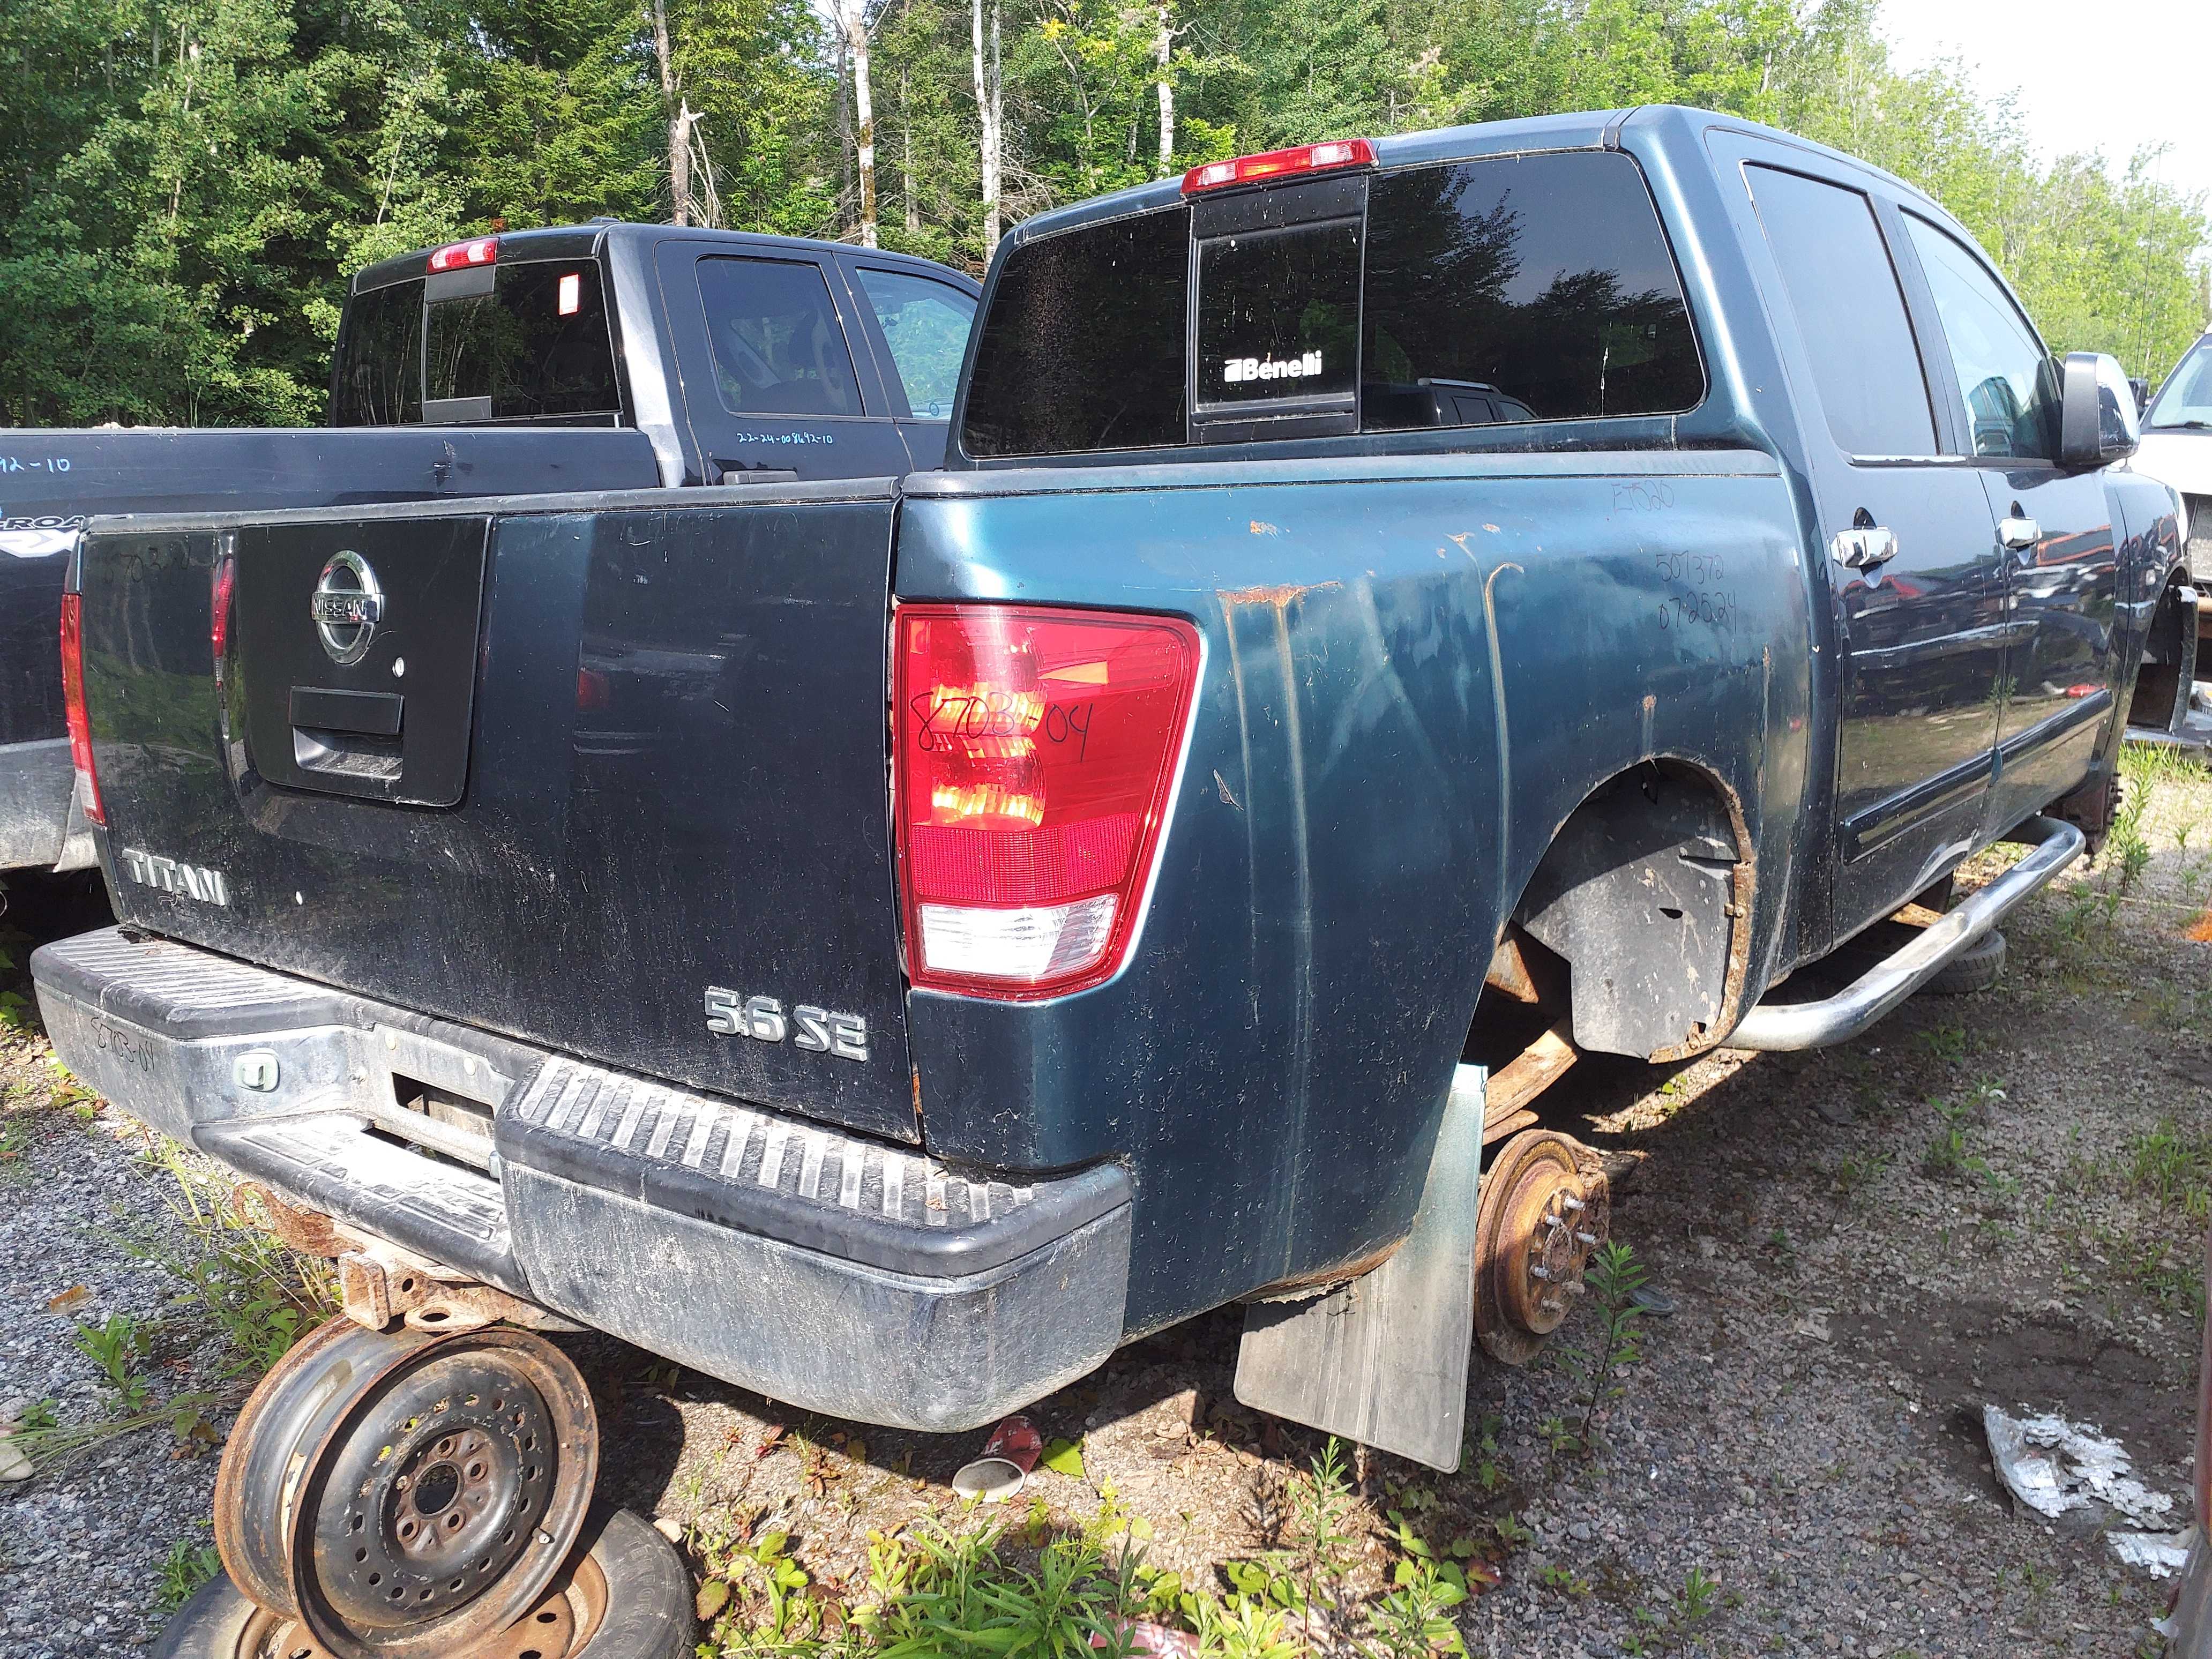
1728, 814, 2084, 1052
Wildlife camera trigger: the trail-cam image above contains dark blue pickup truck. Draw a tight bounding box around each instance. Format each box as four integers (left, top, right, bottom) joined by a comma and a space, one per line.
0, 225, 980, 876
25, 102, 2192, 1651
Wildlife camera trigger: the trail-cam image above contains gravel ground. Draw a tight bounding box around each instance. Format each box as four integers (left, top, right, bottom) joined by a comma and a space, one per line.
2, 763, 2208, 1658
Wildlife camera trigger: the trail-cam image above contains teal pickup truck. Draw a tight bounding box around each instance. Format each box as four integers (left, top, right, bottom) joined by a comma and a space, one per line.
32, 104, 2187, 1659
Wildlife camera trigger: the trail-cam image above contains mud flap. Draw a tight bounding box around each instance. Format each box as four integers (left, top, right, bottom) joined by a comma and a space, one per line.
1231, 1065, 1484, 1473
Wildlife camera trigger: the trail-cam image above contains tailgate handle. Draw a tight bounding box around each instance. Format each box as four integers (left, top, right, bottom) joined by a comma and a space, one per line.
290, 686, 403, 738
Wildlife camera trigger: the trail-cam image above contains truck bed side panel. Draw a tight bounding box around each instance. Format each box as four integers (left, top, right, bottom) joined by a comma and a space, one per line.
895, 451, 1810, 1333
79, 485, 916, 1142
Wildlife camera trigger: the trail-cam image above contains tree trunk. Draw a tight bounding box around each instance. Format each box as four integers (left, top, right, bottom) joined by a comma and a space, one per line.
973, 0, 1000, 259
835, 0, 878, 247
902, 71, 920, 234
1154, 1, 1174, 173
648, 0, 690, 225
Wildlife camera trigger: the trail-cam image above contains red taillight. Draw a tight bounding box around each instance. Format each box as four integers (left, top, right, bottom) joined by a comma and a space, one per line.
210, 552, 236, 663
1182, 139, 1375, 195
58, 593, 103, 825
427, 236, 498, 273
894, 605, 1200, 1000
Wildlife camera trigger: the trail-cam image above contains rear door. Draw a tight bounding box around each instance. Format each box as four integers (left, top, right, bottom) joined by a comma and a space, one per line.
1732, 148, 2009, 925
1898, 212, 2121, 832
653, 242, 911, 482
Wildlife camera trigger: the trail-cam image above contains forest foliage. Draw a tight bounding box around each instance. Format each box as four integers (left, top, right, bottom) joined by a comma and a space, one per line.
1, 0, 2204, 425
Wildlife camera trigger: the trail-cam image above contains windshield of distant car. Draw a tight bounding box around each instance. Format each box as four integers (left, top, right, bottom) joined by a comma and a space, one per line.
2148, 338, 2212, 430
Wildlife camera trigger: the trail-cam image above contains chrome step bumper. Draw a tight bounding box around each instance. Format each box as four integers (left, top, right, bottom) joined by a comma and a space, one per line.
1726, 814, 2083, 1052
32, 927, 1131, 1431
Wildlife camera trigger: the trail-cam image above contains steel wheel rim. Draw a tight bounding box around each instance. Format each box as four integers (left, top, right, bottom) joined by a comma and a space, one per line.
215, 1318, 597, 1659
236, 1547, 609, 1659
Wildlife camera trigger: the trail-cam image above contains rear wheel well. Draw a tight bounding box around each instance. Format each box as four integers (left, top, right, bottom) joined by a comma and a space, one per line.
1486, 759, 1753, 1063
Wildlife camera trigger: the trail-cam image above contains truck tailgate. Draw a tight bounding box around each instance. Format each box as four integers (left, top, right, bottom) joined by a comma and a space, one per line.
77, 481, 917, 1142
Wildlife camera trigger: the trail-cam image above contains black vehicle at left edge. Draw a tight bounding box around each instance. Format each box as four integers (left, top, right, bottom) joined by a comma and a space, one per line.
0, 222, 981, 877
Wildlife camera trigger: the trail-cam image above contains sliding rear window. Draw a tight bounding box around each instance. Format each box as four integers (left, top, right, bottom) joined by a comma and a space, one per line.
424, 259, 621, 422
961, 148, 1702, 458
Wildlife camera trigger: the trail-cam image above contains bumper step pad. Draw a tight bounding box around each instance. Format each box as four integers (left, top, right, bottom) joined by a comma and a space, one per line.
497, 1055, 1127, 1277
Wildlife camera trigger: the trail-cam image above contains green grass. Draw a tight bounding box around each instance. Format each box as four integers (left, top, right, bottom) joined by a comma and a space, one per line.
154, 1539, 222, 1613
2127, 1118, 2212, 1219
118, 1139, 339, 1376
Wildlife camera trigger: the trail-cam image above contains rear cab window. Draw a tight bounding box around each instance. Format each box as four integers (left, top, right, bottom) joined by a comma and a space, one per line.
426, 260, 621, 423
333, 257, 621, 426
961, 147, 1704, 460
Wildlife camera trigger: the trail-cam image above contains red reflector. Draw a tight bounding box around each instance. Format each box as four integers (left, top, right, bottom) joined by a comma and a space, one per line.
558, 272, 581, 316
894, 605, 1200, 999
1182, 138, 1375, 194
427, 236, 499, 273
58, 592, 103, 825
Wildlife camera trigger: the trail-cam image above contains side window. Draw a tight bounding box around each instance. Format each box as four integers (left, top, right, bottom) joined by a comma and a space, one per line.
696, 257, 862, 418
1361, 151, 1704, 432
1745, 167, 1936, 459
332, 279, 424, 425
1902, 214, 2058, 461
854, 268, 976, 420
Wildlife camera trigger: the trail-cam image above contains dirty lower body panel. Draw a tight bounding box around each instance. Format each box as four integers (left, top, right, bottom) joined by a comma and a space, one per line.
32, 926, 1133, 1432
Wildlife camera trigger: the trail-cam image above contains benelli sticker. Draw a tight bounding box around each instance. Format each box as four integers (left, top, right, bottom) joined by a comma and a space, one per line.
0, 514, 85, 559
1223, 351, 1322, 385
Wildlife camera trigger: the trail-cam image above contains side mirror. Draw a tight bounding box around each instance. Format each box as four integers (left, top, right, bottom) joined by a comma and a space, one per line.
2129, 377, 2151, 415
2059, 351, 2140, 469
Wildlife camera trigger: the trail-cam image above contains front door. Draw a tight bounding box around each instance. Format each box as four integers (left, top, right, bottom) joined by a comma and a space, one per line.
1895, 211, 2120, 834
1738, 158, 2009, 926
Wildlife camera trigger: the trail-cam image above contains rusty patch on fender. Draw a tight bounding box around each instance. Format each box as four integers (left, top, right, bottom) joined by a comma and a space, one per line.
1217, 580, 1339, 610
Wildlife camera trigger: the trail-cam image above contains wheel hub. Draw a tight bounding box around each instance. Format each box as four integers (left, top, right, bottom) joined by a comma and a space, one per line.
1473, 1129, 1610, 1365
319, 1353, 559, 1629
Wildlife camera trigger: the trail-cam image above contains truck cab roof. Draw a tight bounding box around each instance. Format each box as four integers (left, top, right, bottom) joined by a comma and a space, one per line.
350, 221, 972, 296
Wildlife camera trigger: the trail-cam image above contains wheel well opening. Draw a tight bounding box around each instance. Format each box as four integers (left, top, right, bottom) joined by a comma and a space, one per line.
2127, 572, 2198, 735
1471, 759, 1751, 1065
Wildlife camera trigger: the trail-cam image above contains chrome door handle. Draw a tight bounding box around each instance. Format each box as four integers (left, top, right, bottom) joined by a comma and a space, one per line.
1830, 526, 1897, 569
1999, 515, 2041, 550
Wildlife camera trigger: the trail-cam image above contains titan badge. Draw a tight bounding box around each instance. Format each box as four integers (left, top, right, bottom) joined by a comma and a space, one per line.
704, 990, 868, 1062
117, 848, 231, 906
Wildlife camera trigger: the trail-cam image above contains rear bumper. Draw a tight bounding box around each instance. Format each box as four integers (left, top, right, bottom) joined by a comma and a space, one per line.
32, 927, 1131, 1432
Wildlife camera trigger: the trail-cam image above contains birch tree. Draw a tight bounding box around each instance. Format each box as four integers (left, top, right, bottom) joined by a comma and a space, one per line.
832, 0, 881, 245
972, 0, 1002, 257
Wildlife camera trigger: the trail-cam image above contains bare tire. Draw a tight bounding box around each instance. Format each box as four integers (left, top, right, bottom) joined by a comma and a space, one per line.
1921, 928, 2006, 996
154, 1507, 694, 1659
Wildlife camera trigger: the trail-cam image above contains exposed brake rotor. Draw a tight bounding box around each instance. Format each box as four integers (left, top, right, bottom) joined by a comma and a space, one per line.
1473, 1128, 1610, 1365
213, 1316, 598, 1659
